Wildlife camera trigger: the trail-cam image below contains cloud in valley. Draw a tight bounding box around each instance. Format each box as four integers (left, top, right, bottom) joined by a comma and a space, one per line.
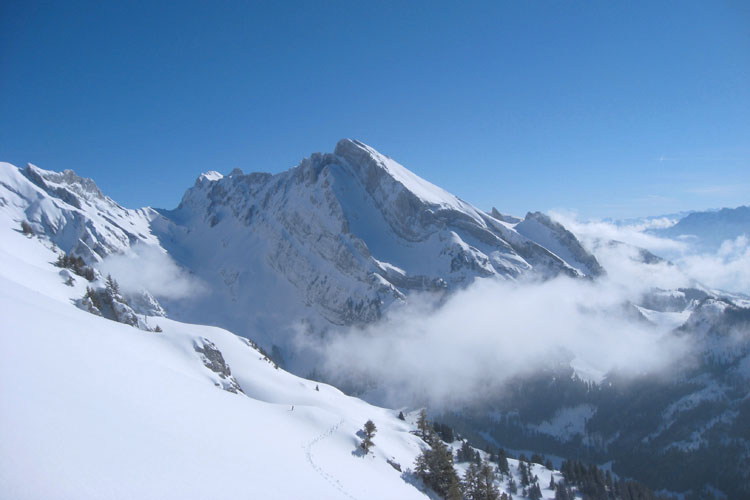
550, 211, 750, 295
306, 274, 690, 410
678, 235, 750, 295
304, 211, 748, 410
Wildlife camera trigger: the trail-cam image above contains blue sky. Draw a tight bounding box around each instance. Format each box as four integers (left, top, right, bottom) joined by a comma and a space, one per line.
1, 1, 748, 218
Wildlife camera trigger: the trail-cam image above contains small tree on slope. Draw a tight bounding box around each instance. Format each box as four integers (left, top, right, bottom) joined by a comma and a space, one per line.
360, 420, 376, 454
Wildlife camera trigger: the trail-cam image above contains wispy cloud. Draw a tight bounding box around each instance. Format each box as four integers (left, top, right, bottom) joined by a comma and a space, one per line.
304, 274, 690, 409
98, 244, 206, 300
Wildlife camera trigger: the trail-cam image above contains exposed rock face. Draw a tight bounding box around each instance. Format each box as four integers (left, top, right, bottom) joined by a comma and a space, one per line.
193, 338, 244, 394
155, 140, 600, 351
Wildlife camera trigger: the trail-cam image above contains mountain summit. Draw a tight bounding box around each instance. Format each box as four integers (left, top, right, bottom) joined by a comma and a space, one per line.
1, 141, 603, 360
0, 140, 603, 365
152, 139, 602, 353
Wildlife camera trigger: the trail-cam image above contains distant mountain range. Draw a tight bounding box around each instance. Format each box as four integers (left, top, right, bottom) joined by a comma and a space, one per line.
648, 206, 750, 251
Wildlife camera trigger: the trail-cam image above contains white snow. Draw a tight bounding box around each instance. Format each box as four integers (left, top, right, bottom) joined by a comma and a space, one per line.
0, 217, 428, 500
635, 306, 692, 331
344, 140, 485, 223
199, 170, 224, 181
0, 203, 573, 499
529, 405, 597, 442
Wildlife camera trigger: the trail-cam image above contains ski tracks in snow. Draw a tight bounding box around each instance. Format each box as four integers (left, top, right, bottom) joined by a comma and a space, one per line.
303, 418, 359, 500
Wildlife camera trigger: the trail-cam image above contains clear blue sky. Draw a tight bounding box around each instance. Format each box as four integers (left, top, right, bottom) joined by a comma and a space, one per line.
1, 1, 748, 218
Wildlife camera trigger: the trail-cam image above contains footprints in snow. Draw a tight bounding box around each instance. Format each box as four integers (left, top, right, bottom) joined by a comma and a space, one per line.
303, 419, 359, 500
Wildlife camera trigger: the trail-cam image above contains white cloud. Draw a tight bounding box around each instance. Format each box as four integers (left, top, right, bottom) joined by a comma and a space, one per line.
302, 210, 749, 410
98, 245, 206, 299
549, 210, 685, 255
305, 275, 689, 410
678, 236, 750, 295
550, 211, 750, 295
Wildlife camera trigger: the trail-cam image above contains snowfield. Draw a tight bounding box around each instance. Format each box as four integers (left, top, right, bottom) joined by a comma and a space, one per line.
0, 155, 580, 500
0, 221, 428, 499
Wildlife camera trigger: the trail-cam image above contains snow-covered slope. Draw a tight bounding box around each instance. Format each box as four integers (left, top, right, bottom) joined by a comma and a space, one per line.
0, 207, 430, 500
1, 190, 580, 500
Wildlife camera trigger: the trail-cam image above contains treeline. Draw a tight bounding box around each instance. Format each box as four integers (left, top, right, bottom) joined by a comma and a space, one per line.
412, 409, 684, 500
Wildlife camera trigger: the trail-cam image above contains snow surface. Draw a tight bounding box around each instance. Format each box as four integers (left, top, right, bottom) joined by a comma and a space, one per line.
0, 217, 427, 500
341, 140, 485, 224
529, 405, 597, 442
0, 197, 570, 500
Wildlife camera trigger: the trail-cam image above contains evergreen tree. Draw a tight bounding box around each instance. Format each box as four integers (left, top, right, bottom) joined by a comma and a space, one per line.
457, 440, 474, 462
519, 461, 530, 487
445, 480, 463, 500
463, 460, 499, 500
360, 420, 377, 454
554, 481, 570, 500
84, 286, 103, 311
398, 411, 405, 421
497, 448, 510, 476
413, 433, 460, 498
414, 452, 428, 477
416, 409, 430, 441
433, 422, 455, 443
508, 477, 517, 494
528, 483, 543, 500
106, 274, 120, 296
463, 462, 480, 500
476, 460, 500, 500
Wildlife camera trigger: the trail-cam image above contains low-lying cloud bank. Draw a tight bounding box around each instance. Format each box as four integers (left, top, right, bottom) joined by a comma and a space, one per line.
98, 245, 206, 300
678, 235, 750, 296
306, 275, 689, 409
551, 211, 750, 295
305, 211, 748, 409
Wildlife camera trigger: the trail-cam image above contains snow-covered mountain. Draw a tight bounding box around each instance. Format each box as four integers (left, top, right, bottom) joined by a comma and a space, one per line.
0, 162, 162, 260
1, 140, 603, 368
0, 172, 608, 500
157, 140, 603, 355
